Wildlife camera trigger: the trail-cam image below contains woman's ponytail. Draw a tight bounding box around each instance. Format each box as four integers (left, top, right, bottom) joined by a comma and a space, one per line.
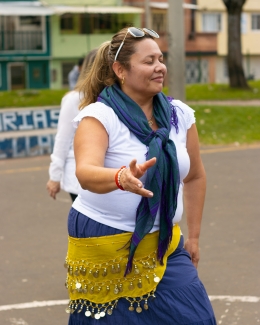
77, 41, 116, 109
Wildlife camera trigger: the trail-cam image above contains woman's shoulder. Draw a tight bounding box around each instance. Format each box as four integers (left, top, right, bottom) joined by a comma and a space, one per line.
72, 102, 117, 129
170, 98, 196, 130
75, 101, 114, 117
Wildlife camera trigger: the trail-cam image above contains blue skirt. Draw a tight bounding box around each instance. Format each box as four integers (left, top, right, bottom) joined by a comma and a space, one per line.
67, 208, 216, 325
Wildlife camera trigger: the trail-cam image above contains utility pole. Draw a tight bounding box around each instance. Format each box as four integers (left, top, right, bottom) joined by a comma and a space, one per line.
167, 0, 185, 101
144, 0, 151, 29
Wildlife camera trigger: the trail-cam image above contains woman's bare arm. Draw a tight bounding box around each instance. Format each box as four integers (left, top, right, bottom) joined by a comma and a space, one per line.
183, 124, 207, 268
74, 117, 155, 196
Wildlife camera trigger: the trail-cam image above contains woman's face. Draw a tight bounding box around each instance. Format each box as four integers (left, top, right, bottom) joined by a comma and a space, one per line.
123, 38, 167, 99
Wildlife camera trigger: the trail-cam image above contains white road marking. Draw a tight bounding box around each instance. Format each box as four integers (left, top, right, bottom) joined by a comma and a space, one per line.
0, 296, 259, 312
0, 166, 48, 174
0, 300, 68, 311
209, 296, 260, 303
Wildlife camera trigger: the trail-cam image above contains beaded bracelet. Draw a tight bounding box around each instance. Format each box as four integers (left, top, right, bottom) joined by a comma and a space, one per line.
115, 166, 126, 191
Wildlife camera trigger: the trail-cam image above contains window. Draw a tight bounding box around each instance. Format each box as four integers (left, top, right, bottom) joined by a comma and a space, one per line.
241, 13, 247, 34
81, 14, 113, 34
252, 14, 260, 30
19, 16, 41, 27
60, 14, 74, 31
80, 14, 131, 34
224, 58, 228, 78
152, 12, 167, 33
93, 14, 112, 31
202, 13, 221, 32
51, 69, 57, 82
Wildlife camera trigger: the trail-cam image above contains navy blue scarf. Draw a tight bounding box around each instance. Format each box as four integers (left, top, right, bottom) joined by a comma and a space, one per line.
98, 84, 180, 275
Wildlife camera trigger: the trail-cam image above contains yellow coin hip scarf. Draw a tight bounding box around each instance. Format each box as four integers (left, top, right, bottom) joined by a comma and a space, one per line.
64, 224, 181, 319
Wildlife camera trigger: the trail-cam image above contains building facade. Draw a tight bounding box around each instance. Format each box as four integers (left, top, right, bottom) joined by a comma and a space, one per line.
0, 0, 143, 90
196, 0, 260, 83
124, 0, 260, 84
0, 0, 52, 90
123, 0, 218, 84
46, 0, 142, 89
1, 0, 259, 89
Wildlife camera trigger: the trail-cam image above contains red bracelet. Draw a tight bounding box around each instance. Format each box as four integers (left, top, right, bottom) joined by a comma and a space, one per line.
115, 166, 126, 191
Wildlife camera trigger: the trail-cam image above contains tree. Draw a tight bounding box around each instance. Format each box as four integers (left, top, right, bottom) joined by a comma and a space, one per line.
222, 0, 249, 88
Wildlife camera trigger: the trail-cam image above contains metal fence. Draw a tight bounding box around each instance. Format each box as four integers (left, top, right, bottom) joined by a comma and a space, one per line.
186, 59, 209, 84
0, 31, 44, 51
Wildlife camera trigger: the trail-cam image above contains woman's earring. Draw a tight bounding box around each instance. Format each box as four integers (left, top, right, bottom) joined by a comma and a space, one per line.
121, 77, 125, 85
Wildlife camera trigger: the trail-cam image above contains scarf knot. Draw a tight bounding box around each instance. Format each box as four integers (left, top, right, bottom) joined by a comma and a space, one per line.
155, 128, 169, 147
143, 131, 156, 146
97, 84, 180, 276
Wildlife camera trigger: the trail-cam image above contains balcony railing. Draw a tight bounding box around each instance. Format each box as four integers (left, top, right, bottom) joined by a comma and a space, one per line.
0, 31, 44, 52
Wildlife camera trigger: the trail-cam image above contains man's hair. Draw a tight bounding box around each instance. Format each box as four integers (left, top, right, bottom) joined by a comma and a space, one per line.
77, 57, 85, 67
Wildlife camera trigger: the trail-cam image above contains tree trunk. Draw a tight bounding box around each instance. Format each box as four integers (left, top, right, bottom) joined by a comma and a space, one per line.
222, 0, 249, 88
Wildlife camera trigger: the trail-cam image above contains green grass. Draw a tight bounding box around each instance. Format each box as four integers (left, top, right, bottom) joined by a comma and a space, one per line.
0, 80, 260, 109
0, 89, 68, 108
164, 80, 260, 101
194, 105, 260, 145
0, 86, 259, 146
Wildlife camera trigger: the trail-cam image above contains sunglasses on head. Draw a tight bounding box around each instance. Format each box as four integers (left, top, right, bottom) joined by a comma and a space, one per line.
114, 27, 160, 61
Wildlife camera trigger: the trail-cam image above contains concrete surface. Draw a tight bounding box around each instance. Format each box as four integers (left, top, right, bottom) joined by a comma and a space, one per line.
0, 145, 259, 325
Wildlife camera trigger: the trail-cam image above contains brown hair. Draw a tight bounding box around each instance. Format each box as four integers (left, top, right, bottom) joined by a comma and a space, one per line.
75, 48, 98, 87
78, 28, 155, 109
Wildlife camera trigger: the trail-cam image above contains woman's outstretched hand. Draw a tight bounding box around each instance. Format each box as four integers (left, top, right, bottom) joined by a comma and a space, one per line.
119, 157, 156, 197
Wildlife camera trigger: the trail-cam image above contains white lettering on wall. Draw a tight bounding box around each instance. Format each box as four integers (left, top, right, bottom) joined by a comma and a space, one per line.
12, 138, 25, 158
17, 111, 33, 130
32, 110, 48, 129
38, 135, 52, 155
50, 110, 60, 128
3, 112, 17, 131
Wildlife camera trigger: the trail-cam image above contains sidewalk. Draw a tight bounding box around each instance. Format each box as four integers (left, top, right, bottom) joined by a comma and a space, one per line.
186, 99, 260, 106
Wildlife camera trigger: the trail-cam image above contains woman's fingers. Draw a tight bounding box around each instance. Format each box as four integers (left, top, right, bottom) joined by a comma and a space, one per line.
50, 191, 56, 199
119, 158, 157, 197
46, 180, 60, 200
129, 158, 138, 175
129, 157, 157, 178
121, 170, 153, 197
141, 157, 157, 171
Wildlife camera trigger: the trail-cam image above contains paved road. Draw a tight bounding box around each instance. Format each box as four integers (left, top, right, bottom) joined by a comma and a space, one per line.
0, 145, 260, 325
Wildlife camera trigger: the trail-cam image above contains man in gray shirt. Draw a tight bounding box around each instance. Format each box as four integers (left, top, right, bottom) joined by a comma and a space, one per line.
68, 57, 84, 90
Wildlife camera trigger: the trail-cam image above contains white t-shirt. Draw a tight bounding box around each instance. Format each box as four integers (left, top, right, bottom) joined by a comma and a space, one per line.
49, 91, 81, 195
72, 99, 195, 232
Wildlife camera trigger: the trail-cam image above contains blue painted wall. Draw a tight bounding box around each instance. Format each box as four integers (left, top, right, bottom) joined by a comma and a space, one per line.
0, 108, 59, 131
0, 134, 56, 159
0, 107, 60, 159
